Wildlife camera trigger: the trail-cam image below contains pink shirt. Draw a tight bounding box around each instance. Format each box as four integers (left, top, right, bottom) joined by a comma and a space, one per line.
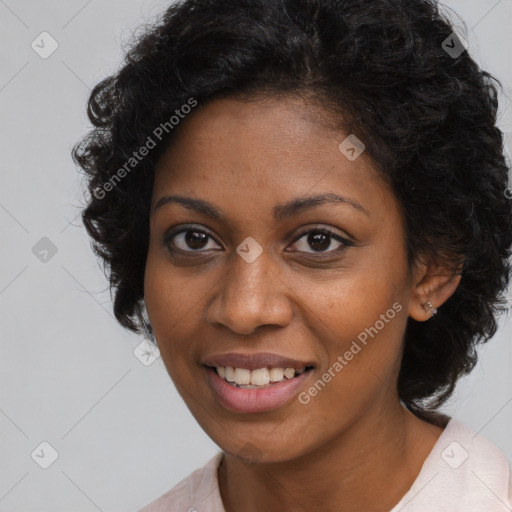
138, 418, 512, 511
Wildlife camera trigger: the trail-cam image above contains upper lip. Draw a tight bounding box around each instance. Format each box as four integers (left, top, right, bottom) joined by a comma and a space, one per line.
201, 352, 315, 370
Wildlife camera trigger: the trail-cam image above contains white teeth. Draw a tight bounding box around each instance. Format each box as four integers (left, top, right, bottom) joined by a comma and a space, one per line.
224, 366, 235, 382
250, 368, 270, 386
284, 368, 296, 379
214, 365, 308, 387
269, 367, 284, 382
234, 368, 251, 385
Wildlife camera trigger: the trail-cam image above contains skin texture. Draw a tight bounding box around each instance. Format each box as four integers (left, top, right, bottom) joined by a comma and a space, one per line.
144, 96, 462, 512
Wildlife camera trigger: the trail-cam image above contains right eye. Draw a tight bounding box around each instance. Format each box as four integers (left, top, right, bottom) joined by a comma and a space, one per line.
164, 226, 222, 253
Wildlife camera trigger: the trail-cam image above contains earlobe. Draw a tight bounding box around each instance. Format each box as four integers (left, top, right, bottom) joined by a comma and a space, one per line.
408, 266, 462, 322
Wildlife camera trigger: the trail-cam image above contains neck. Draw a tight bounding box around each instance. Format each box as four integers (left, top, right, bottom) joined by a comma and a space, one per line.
218, 402, 445, 512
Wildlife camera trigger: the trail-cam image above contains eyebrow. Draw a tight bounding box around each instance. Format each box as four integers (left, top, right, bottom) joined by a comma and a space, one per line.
152, 192, 369, 221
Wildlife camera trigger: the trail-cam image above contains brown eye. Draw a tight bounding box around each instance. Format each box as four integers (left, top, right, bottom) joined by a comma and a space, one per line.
289, 228, 353, 255
164, 227, 221, 252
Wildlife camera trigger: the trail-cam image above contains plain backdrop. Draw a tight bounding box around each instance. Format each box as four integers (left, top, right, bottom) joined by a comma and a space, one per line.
0, 0, 511, 510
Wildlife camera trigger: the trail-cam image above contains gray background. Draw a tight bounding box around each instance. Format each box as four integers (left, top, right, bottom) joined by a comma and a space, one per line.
0, 0, 511, 510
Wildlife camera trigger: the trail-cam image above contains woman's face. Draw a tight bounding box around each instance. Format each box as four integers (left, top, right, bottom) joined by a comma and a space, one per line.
144, 96, 419, 462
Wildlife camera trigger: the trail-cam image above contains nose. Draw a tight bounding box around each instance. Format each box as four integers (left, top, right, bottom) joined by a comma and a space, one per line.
205, 251, 293, 336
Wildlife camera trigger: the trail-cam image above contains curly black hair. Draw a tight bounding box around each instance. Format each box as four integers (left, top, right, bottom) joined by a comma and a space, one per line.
72, 0, 512, 422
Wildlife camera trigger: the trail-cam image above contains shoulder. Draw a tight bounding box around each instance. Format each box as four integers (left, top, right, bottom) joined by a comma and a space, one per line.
433, 418, 511, 509
391, 417, 511, 511
137, 452, 225, 512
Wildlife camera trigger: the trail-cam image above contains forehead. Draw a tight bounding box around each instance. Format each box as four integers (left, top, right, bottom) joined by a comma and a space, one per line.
152, 96, 398, 223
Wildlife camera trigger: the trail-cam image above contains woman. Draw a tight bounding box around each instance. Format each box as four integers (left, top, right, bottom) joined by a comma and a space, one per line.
72, 0, 512, 510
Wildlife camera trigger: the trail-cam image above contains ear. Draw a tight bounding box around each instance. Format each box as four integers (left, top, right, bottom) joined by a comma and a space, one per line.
408, 257, 463, 322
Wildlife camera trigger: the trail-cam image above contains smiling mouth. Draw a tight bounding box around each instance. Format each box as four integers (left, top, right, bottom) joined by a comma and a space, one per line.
205, 365, 315, 389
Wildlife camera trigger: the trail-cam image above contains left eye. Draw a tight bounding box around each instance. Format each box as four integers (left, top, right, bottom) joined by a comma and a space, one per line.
289, 228, 352, 254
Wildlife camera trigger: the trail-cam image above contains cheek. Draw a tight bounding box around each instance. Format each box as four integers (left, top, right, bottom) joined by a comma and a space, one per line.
292, 251, 407, 346
143, 253, 198, 356
291, 261, 408, 403
299, 294, 407, 428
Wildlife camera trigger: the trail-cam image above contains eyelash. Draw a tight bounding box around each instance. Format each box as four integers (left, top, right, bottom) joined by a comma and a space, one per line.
163, 225, 354, 257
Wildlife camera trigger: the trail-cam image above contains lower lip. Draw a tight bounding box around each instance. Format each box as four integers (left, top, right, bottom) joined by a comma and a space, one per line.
204, 366, 313, 413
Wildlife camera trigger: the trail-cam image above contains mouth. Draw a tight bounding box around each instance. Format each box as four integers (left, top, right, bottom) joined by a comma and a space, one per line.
205, 364, 315, 389
202, 357, 316, 413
